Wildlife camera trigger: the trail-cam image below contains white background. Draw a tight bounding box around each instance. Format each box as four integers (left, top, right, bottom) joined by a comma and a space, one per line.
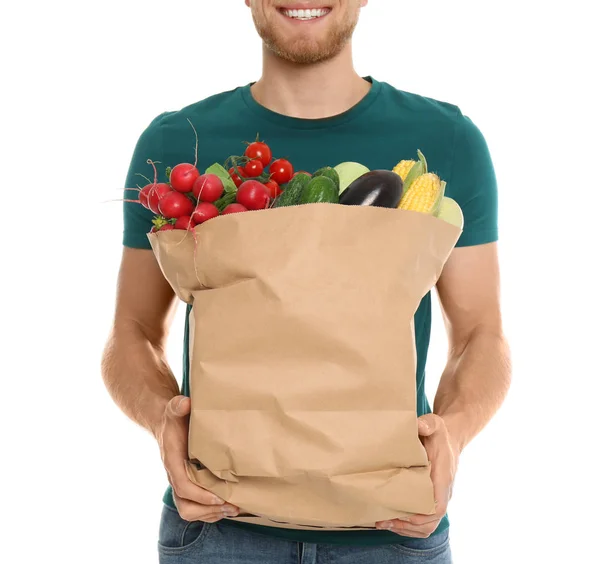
2, 1, 599, 562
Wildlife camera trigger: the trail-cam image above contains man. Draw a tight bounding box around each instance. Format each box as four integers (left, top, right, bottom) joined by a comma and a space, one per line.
102, 1, 511, 562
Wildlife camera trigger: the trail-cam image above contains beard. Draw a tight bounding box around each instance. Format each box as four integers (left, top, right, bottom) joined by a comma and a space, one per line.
252, 10, 359, 64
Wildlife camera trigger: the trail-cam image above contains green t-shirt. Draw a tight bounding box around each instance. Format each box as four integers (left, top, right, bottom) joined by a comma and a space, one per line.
122, 76, 498, 546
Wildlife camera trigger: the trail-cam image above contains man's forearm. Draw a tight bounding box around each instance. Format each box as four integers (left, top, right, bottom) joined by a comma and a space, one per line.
101, 321, 181, 440
433, 328, 512, 454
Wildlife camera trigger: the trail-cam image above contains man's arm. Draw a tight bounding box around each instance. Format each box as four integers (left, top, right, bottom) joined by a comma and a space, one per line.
101, 247, 180, 440
101, 246, 239, 520
433, 241, 512, 454
377, 242, 511, 536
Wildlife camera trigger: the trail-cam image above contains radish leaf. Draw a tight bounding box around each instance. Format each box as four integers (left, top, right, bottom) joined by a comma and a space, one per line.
205, 162, 238, 194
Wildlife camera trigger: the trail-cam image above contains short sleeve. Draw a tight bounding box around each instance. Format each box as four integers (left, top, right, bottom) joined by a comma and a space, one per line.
122, 112, 170, 249
448, 110, 499, 247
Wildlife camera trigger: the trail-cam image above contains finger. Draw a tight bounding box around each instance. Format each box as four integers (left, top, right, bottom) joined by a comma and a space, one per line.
161, 398, 228, 507
423, 445, 453, 514
430, 474, 450, 516
169, 463, 228, 506
397, 513, 443, 527
175, 493, 239, 518
164, 451, 228, 506
165, 395, 191, 419
417, 414, 443, 437
382, 519, 441, 537
376, 515, 440, 530
375, 521, 429, 538
174, 495, 240, 522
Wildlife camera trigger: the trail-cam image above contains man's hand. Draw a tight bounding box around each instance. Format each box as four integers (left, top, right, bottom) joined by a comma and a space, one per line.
376, 413, 458, 537
157, 395, 240, 522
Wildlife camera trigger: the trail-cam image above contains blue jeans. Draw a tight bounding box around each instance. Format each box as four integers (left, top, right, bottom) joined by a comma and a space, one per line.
158, 504, 452, 563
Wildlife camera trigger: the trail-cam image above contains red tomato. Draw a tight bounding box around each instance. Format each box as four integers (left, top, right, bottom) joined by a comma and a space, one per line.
264, 179, 282, 198
222, 203, 248, 215
192, 202, 220, 224
269, 159, 294, 185
244, 142, 272, 167
228, 167, 244, 188
244, 159, 264, 178
192, 174, 224, 202
158, 191, 195, 219
148, 183, 172, 214
236, 180, 270, 210
159, 224, 175, 231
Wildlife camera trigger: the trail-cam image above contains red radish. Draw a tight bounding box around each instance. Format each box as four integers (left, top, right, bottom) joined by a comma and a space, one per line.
264, 179, 282, 198
237, 180, 270, 210
244, 159, 264, 177
228, 167, 244, 188
159, 224, 175, 231
159, 192, 194, 219
170, 163, 200, 193
139, 184, 153, 209
192, 174, 224, 202
174, 215, 195, 230
191, 202, 219, 224
148, 183, 172, 214
222, 203, 248, 215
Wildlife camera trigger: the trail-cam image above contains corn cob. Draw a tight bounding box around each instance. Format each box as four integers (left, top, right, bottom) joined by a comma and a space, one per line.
393, 149, 427, 194
392, 159, 416, 181
398, 173, 445, 214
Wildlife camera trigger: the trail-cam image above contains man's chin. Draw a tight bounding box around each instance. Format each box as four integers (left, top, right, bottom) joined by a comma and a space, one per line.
267, 37, 341, 65
277, 48, 330, 65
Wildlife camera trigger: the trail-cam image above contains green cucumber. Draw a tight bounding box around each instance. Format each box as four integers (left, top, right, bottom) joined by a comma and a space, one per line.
313, 166, 340, 193
272, 173, 312, 208
301, 176, 339, 204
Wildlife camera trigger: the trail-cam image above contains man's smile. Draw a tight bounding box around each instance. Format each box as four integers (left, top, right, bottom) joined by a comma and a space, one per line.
277, 6, 332, 21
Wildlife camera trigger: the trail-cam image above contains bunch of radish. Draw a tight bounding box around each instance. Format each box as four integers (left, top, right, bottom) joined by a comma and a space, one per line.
134, 135, 306, 232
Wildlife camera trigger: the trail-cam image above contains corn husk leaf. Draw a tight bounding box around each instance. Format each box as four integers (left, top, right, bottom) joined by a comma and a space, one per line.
416, 149, 428, 174
432, 180, 446, 216
399, 161, 425, 201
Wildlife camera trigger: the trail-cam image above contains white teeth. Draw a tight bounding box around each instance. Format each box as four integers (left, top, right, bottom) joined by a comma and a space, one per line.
283, 8, 329, 19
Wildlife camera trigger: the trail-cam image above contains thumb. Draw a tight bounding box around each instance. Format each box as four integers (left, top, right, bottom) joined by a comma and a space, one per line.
418, 414, 441, 437
166, 395, 191, 418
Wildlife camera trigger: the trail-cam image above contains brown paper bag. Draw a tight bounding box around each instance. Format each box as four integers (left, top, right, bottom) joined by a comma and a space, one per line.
148, 203, 461, 530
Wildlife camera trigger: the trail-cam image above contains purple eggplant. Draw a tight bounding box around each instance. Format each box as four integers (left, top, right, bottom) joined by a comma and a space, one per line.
338, 170, 404, 208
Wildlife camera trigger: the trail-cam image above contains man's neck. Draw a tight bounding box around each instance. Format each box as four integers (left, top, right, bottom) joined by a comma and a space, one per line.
250, 43, 371, 119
